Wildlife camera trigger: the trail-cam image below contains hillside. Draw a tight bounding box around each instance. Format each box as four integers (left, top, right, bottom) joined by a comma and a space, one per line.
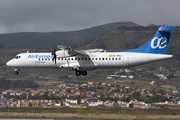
0, 21, 140, 49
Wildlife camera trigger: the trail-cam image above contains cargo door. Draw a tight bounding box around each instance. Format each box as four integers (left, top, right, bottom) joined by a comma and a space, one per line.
123, 54, 129, 66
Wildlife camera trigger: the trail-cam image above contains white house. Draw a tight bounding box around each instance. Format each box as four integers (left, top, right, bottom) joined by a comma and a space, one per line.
0, 96, 6, 102
0, 102, 13, 108
66, 99, 78, 104
88, 101, 103, 106
103, 100, 119, 107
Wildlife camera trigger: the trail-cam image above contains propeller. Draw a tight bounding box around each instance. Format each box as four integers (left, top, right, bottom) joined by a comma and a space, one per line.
52, 43, 57, 64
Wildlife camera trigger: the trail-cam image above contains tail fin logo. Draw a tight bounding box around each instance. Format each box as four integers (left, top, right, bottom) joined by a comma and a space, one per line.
151, 37, 167, 49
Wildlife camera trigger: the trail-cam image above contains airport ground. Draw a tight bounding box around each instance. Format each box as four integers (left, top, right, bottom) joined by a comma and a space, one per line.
1, 108, 180, 119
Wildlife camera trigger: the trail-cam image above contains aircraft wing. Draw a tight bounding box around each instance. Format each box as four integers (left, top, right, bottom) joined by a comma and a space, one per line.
57, 45, 88, 56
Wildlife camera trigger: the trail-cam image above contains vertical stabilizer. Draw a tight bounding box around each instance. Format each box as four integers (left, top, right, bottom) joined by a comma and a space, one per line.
122, 26, 173, 54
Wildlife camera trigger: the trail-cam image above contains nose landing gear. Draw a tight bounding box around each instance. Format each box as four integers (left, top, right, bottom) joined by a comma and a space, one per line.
14, 69, 20, 75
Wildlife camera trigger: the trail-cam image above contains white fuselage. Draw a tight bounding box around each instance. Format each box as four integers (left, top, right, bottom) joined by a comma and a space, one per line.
6, 52, 172, 71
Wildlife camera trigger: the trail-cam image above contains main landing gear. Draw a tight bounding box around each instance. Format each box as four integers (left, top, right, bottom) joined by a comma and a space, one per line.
14, 69, 20, 75
75, 70, 87, 76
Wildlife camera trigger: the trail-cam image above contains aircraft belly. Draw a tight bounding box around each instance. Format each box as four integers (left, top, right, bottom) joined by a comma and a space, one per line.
93, 60, 124, 69
128, 54, 172, 66
80, 63, 97, 70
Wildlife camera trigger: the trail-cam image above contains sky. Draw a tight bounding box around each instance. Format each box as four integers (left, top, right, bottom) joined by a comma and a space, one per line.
0, 0, 179, 33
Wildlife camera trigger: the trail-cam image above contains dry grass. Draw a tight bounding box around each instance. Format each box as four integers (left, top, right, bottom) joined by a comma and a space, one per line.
36, 81, 63, 86
160, 85, 177, 90
0, 112, 180, 120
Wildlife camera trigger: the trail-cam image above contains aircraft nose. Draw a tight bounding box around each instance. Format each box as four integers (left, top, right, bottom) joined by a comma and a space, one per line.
6, 61, 11, 66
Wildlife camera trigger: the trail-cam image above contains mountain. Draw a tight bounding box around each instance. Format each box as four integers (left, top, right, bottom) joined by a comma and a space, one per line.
0, 21, 140, 49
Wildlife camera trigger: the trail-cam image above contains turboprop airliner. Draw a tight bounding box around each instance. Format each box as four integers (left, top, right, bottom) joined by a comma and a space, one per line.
6, 26, 173, 76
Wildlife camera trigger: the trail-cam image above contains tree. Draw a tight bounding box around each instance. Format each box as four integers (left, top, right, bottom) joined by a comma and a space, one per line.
132, 92, 140, 98
149, 95, 169, 103
121, 97, 130, 102
42, 92, 49, 100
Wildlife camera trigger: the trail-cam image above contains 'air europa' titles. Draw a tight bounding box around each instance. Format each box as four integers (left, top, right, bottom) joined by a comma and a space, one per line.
28, 54, 53, 59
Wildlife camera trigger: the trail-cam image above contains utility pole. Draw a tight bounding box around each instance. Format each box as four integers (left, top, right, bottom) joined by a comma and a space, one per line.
26, 94, 28, 108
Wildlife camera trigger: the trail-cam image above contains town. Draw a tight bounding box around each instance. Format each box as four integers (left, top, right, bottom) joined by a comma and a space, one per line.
1, 65, 180, 110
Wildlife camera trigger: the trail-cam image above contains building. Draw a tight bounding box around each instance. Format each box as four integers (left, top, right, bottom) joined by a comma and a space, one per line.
104, 100, 119, 107
18, 100, 38, 108
88, 101, 103, 106
66, 99, 79, 104
81, 98, 100, 103
0, 102, 13, 108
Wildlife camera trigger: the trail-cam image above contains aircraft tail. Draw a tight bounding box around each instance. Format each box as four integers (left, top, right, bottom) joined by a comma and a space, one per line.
122, 26, 173, 54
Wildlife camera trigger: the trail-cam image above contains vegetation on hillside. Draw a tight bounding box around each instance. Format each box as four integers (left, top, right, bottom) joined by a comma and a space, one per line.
0, 78, 39, 90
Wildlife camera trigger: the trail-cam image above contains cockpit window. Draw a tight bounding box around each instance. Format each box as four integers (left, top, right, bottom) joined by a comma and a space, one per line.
15, 56, 21, 59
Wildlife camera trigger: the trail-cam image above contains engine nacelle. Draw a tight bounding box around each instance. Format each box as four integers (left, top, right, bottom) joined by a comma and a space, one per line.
56, 50, 70, 57
80, 49, 106, 53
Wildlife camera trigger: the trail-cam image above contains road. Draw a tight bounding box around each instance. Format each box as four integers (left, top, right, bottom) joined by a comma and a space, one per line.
0, 108, 180, 115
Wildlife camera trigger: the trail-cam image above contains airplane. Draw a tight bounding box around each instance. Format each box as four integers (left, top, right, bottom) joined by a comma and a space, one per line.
6, 26, 173, 76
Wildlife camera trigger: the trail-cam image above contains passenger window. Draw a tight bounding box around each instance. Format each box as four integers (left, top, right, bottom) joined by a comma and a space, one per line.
99, 58, 101, 60
58, 58, 60, 60
42, 59, 44, 61
109, 58, 111, 60
92, 58, 94, 60
106, 58, 108, 60
89, 58, 91, 60
75, 58, 77, 60
78, 58, 80, 60
112, 58, 114, 60
82, 58, 83, 60
116, 58, 117, 60
85, 58, 87, 60
95, 58, 97, 60
19, 56, 21, 59
102, 58, 104, 60
39, 58, 41, 61
71, 58, 73, 60
119, 58, 121, 60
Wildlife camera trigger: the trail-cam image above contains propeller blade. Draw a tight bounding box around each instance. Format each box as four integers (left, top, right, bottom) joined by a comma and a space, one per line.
52, 43, 57, 64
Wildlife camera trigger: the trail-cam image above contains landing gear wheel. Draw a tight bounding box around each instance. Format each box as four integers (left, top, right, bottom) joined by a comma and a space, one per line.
75, 70, 82, 76
82, 71, 87, 76
14, 71, 18, 75
14, 69, 19, 75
